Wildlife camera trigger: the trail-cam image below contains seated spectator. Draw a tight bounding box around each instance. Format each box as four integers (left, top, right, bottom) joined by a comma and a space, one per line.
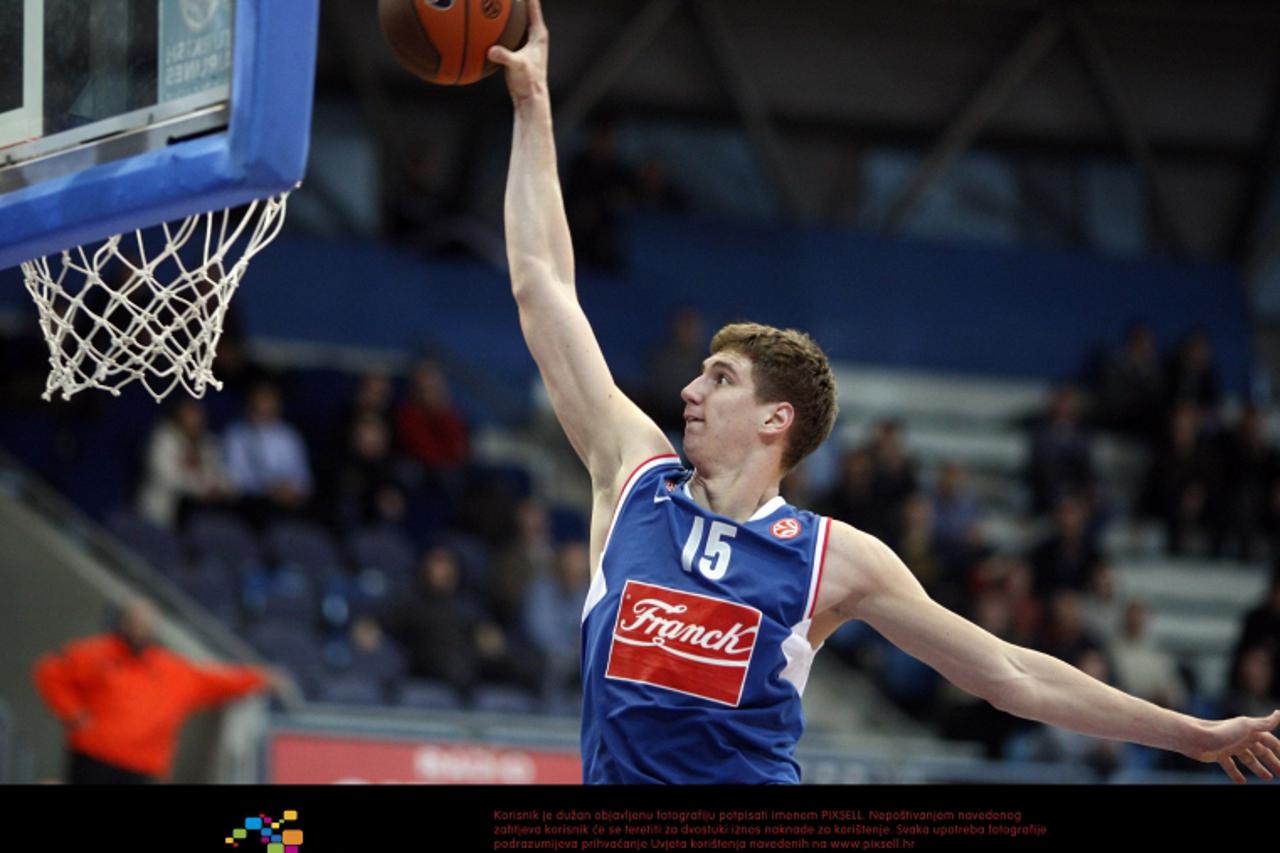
816, 447, 877, 534
395, 360, 470, 478
137, 399, 236, 528
1027, 386, 1095, 515
1081, 563, 1121, 642
490, 498, 555, 632
1139, 403, 1219, 556
1222, 645, 1276, 718
1106, 601, 1186, 710
889, 492, 944, 594
1095, 322, 1165, 440
931, 461, 982, 550
1165, 330, 1221, 413
646, 306, 706, 434
382, 546, 542, 698
565, 121, 635, 271
1026, 494, 1105, 597
222, 382, 313, 523
341, 371, 395, 440
868, 420, 919, 538
523, 540, 590, 693
1231, 569, 1280, 700
1214, 405, 1280, 561
329, 413, 407, 530
1036, 590, 1103, 664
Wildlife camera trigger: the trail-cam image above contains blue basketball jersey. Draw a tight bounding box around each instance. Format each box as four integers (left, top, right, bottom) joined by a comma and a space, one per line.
580, 454, 830, 784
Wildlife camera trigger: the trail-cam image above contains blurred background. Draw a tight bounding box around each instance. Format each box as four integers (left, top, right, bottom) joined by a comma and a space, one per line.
1, 0, 1279, 784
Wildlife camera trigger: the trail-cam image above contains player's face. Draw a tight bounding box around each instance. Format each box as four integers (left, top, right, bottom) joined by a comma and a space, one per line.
680, 351, 769, 467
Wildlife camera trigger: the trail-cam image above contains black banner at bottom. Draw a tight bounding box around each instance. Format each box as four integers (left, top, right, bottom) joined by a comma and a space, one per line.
2, 782, 1269, 851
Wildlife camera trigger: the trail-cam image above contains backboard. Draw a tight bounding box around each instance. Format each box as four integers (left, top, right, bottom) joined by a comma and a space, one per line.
0, 0, 319, 271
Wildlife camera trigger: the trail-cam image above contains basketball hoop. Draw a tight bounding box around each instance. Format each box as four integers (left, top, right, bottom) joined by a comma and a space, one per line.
20, 192, 290, 403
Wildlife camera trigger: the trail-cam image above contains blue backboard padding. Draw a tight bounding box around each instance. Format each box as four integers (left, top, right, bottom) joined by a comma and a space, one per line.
0, 0, 319, 271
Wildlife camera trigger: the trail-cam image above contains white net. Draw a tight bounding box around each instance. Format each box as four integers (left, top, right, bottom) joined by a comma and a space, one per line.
20, 193, 290, 402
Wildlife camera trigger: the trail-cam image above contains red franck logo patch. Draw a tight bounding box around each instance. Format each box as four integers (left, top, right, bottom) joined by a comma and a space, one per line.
605, 580, 761, 706
771, 518, 800, 539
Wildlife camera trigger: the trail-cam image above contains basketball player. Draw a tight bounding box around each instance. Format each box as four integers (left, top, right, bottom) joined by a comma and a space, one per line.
488, 0, 1280, 784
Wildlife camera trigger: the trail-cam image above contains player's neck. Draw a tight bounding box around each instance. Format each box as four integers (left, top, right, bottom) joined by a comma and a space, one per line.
687, 464, 782, 524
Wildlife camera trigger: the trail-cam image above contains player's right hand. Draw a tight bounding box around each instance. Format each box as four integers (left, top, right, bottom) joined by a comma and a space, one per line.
488, 0, 549, 105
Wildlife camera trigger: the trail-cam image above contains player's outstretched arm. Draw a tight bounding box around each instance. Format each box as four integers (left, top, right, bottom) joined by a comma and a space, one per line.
488, 0, 671, 486
820, 521, 1280, 783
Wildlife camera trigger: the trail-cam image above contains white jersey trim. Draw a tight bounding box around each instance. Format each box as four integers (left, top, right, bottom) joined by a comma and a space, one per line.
803, 516, 831, 621
779, 618, 822, 697
581, 453, 681, 624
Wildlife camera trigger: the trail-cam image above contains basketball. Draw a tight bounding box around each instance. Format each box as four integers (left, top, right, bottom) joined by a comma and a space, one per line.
378, 0, 529, 87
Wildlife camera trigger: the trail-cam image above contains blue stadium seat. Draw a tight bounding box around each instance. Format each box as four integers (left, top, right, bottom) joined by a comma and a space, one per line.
471, 684, 538, 715
395, 679, 466, 712
106, 508, 186, 571
168, 565, 239, 625
244, 622, 327, 689
348, 526, 417, 583
315, 674, 386, 706
186, 511, 264, 574
258, 569, 319, 624
265, 519, 345, 578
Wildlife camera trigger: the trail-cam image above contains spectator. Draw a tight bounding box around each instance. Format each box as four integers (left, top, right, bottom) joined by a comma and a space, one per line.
1139, 403, 1219, 556
1027, 386, 1096, 515
1231, 569, 1280, 700
490, 497, 555, 631
137, 399, 236, 528
889, 492, 944, 593
1214, 405, 1280, 561
524, 540, 591, 693
1095, 322, 1165, 440
330, 413, 407, 530
382, 546, 542, 697
931, 461, 984, 555
1026, 494, 1105, 597
395, 359, 470, 475
1165, 330, 1221, 413
32, 597, 284, 783
222, 382, 313, 523
868, 420, 919, 538
816, 447, 878, 534
341, 371, 395, 440
565, 122, 635, 271
1222, 645, 1276, 718
1106, 601, 1187, 710
1081, 563, 1122, 642
1036, 590, 1103, 665
646, 306, 707, 434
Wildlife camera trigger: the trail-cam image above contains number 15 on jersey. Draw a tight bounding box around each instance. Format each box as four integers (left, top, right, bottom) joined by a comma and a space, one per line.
681, 517, 737, 581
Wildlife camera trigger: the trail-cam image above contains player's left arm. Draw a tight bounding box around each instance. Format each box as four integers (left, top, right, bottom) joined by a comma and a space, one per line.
820, 520, 1280, 783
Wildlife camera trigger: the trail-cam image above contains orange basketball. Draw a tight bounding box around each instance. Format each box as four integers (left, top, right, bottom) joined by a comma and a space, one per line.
379, 0, 529, 87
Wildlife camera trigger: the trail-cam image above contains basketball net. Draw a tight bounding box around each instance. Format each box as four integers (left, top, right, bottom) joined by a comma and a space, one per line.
20, 192, 290, 403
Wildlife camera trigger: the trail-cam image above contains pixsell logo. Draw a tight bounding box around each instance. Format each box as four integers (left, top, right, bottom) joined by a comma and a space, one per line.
606, 580, 761, 706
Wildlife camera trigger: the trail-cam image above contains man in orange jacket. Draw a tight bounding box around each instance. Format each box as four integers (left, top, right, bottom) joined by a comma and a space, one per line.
33, 597, 283, 783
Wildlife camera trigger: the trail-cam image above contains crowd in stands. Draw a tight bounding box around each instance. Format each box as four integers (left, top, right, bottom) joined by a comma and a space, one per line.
729, 317, 1279, 776
3, 306, 1278, 778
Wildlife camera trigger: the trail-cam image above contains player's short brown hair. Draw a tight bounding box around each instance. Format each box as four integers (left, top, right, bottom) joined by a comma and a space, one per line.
710, 322, 838, 473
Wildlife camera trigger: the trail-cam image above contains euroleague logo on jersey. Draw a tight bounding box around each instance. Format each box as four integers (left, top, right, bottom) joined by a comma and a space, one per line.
771, 518, 801, 539
606, 580, 762, 706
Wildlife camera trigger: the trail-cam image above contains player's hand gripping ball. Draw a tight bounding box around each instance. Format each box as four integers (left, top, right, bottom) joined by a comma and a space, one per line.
379, 0, 529, 86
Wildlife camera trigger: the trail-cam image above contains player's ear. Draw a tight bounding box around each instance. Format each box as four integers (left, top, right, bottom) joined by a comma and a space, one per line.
762, 401, 794, 437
